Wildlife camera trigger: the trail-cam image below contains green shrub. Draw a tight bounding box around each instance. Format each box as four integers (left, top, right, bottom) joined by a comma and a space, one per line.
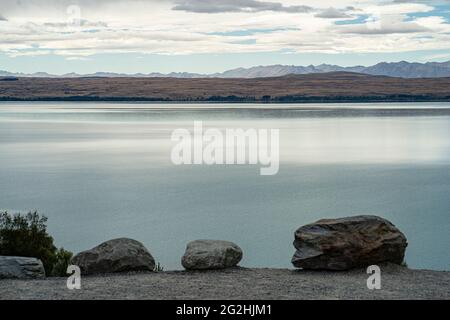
51, 248, 73, 277
0, 211, 72, 276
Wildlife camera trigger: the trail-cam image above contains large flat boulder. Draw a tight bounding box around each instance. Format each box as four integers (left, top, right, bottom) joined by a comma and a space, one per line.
182, 240, 243, 270
0, 256, 45, 279
71, 238, 155, 275
292, 215, 408, 270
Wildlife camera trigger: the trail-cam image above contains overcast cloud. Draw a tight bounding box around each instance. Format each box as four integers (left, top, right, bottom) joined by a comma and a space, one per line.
172, 0, 313, 13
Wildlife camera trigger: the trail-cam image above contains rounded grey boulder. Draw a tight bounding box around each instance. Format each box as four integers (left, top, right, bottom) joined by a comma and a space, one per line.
71, 238, 155, 275
292, 215, 408, 270
181, 240, 243, 270
0, 256, 45, 279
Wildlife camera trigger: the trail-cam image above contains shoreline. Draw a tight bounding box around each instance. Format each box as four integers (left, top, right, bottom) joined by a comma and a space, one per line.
1, 96, 450, 103
2, 73, 450, 103
2, 264, 449, 300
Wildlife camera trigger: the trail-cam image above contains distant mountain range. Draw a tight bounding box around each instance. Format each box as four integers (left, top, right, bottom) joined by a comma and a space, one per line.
2, 60, 450, 79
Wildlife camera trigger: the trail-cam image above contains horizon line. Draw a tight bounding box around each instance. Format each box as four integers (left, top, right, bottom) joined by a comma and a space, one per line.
2, 59, 450, 77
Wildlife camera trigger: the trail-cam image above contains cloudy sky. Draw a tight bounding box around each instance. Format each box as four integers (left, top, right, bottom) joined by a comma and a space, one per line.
1, 0, 450, 74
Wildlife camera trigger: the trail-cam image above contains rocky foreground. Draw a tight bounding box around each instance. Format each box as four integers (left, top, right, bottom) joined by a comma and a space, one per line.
2, 215, 448, 299
1, 263, 449, 300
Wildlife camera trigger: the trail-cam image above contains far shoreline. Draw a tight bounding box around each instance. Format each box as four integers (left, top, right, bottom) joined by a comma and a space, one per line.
2, 72, 450, 104
1, 96, 450, 103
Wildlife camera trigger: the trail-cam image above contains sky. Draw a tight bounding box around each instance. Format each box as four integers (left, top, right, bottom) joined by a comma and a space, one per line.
1, 0, 450, 74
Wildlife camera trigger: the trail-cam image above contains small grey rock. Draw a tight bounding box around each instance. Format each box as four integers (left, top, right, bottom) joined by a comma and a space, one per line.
182, 240, 243, 270
71, 238, 155, 275
0, 256, 46, 279
292, 215, 408, 270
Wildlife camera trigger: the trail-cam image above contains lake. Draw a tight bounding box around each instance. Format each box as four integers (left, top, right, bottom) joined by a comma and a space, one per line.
0, 102, 449, 271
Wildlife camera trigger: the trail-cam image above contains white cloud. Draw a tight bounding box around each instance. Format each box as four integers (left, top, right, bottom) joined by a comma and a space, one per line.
0, 0, 449, 57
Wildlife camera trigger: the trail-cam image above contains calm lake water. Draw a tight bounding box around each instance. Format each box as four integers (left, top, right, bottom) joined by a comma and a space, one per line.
0, 102, 449, 271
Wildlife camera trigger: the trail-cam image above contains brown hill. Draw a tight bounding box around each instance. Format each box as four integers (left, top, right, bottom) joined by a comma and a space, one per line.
1, 72, 450, 102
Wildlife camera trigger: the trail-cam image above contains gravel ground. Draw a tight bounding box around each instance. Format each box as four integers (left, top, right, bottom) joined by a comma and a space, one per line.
1, 263, 449, 300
